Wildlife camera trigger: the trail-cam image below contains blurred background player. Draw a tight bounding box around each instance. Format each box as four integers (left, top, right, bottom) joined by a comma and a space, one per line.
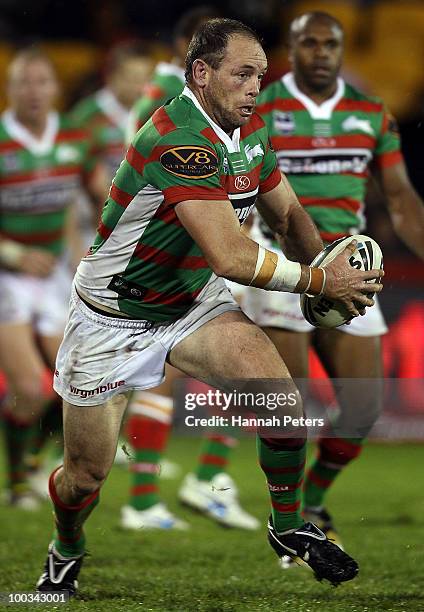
0, 48, 107, 509
243, 11, 424, 557
121, 7, 259, 532
71, 41, 154, 245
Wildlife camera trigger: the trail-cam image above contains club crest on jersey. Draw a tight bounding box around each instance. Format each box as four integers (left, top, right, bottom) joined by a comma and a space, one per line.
273, 111, 295, 135
342, 116, 374, 136
160, 146, 218, 179
234, 175, 251, 190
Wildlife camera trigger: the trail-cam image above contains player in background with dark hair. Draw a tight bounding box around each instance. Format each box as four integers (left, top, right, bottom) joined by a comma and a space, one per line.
0, 49, 107, 509
123, 7, 260, 533
36, 18, 381, 594
243, 11, 424, 562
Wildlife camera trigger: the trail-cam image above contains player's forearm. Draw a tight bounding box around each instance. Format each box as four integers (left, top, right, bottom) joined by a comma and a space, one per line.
389, 190, 424, 260
278, 202, 324, 264
212, 232, 314, 295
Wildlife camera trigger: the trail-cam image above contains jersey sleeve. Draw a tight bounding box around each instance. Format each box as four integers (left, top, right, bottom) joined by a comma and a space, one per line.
259, 137, 281, 194
134, 129, 229, 206
374, 106, 404, 169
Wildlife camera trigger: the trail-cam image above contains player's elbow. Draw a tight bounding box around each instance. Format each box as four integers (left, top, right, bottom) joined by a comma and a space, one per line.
206, 253, 234, 278
205, 248, 243, 280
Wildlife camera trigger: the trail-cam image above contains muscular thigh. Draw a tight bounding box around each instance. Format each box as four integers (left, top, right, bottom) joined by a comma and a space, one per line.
169, 310, 291, 381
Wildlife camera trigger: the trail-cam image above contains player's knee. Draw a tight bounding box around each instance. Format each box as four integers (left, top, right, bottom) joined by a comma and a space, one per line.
70, 465, 107, 498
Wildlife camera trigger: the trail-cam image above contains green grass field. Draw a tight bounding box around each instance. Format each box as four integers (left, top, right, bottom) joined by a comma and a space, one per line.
0, 438, 423, 612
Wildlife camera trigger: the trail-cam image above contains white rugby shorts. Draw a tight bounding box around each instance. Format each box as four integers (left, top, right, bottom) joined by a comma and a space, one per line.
0, 258, 72, 336
53, 275, 240, 406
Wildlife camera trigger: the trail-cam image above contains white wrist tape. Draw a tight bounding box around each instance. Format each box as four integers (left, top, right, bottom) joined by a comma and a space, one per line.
266, 255, 302, 293
250, 245, 302, 293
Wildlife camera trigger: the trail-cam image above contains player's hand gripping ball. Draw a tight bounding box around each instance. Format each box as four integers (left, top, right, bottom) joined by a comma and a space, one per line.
300, 234, 383, 328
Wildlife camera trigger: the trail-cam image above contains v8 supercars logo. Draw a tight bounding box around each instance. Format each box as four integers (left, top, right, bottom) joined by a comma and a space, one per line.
160, 146, 218, 179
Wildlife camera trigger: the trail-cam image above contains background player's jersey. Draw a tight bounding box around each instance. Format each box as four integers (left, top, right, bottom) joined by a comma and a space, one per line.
0, 111, 95, 255
257, 72, 402, 242
76, 87, 281, 322
71, 88, 128, 180
127, 62, 185, 138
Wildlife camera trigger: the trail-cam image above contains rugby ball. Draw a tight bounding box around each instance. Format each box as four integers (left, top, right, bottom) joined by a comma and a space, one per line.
300, 234, 383, 329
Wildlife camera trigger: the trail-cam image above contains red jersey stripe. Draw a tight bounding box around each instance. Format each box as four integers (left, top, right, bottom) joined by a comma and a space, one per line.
134, 242, 209, 271
201, 127, 221, 144
271, 134, 377, 150
152, 107, 177, 137
126, 145, 146, 174
259, 166, 281, 194
300, 196, 361, 213
240, 112, 265, 138
335, 99, 383, 113
256, 99, 305, 115
143, 286, 204, 307
110, 184, 134, 208
0, 165, 80, 186
1, 228, 64, 244
163, 185, 228, 205
376, 150, 403, 168
97, 221, 113, 241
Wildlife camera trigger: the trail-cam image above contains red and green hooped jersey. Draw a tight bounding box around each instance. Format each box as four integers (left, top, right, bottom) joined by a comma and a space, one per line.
128, 62, 185, 136
0, 111, 96, 255
256, 72, 402, 242
76, 87, 281, 322
71, 88, 129, 181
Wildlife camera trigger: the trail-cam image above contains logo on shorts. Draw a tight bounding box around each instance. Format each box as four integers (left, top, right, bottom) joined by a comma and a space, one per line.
160, 146, 218, 179
234, 175, 250, 190
69, 381, 125, 399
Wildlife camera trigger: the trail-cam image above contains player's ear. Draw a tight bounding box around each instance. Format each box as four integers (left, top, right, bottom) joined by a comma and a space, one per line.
192, 59, 210, 88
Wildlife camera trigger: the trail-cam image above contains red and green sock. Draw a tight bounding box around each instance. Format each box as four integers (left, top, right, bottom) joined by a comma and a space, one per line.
303, 437, 363, 509
49, 468, 99, 558
258, 436, 306, 533
195, 433, 238, 481
126, 392, 173, 511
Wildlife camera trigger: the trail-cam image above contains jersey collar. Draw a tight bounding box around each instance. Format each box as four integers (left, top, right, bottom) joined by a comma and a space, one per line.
2, 110, 59, 155
95, 88, 129, 130
283, 72, 345, 120
182, 86, 241, 153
